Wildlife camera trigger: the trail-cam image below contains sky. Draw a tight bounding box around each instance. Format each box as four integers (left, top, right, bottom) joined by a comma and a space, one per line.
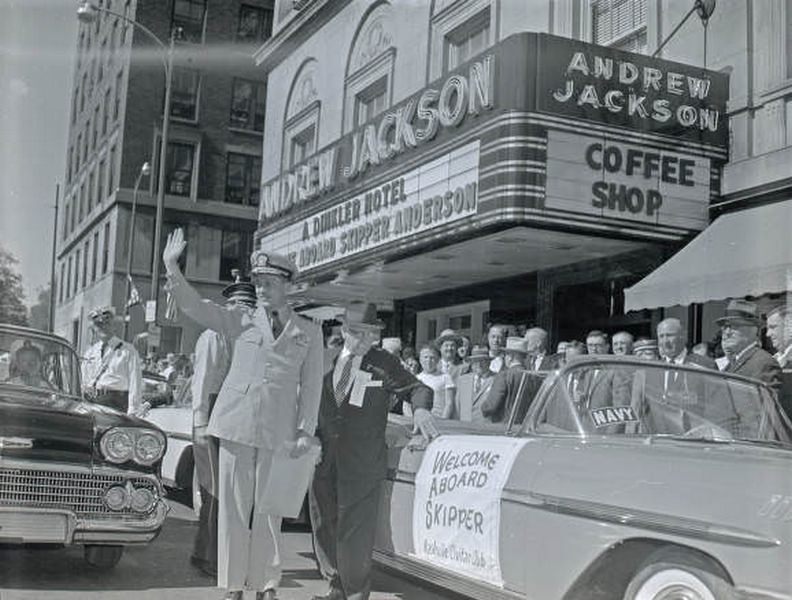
0, 0, 77, 306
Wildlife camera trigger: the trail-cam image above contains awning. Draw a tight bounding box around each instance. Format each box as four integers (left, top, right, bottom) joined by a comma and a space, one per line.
625, 201, 792, 311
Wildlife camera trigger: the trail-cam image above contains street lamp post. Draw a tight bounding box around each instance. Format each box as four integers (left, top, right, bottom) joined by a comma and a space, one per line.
76, 1, 177, 330
123, 162, 151, 341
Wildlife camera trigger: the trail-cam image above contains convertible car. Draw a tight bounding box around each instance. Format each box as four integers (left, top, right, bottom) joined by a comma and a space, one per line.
375, 356, 792, 600
0, 324, 168, 568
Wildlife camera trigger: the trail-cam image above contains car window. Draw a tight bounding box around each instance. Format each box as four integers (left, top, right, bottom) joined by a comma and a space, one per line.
531, 361, 792, 445
0, 331, 79, 396
532, 377, 583, 434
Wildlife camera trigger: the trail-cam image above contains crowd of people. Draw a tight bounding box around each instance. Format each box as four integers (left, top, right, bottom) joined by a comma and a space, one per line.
71, 227, 792, 600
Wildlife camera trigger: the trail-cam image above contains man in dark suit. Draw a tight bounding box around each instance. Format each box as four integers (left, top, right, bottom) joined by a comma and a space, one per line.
454, 345, 496, 422
481, 337, 543, 425
766, 304, 792, 419
657, 318, 717, 369
311, 303, 436, 600
718, 300, 782, 391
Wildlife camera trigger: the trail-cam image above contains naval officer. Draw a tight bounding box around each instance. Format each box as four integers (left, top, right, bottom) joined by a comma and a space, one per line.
163, 228, 323, 600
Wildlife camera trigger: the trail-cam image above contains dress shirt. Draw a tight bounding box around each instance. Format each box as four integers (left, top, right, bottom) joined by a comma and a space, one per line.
489, 354, 504, 374
333, 348, 362, 402
531, 353, 546, 371
81, 336, 143, 415
664, 348, 688, 365
774, 344, 792, 368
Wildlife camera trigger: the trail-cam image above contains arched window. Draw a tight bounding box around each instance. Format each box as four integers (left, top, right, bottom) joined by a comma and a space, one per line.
343, 2, 395, 133
283, 58, 320, 169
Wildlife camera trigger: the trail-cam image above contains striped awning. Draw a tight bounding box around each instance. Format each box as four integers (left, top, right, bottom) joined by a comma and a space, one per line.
625, 200, 792, 311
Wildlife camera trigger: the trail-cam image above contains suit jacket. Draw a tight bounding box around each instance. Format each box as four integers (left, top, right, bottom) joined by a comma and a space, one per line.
455, 371, 494, 423
440, 360, 470, 380
528, 353, 558, 372
481, 365, 543, 424
168, 270, 324, 449
725, 345, 782, 392
317, 347, 432, 492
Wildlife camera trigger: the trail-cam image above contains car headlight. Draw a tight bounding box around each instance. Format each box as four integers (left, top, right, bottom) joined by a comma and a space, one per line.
100, 427, 165, 465
103, 485, 129, 511
130, 486, 157, 513
135, 431, 165, 465
100, 429, 134, 463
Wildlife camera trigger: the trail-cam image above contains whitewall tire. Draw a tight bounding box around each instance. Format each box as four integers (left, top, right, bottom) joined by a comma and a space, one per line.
624, 563, 735, 600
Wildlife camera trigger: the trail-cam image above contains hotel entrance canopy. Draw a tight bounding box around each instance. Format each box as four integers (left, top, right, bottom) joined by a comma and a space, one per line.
624, 201, 792, 311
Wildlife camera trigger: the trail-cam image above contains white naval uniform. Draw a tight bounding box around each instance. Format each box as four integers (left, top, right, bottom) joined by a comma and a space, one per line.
167, 270, 323, 592
81, 336, 143, 415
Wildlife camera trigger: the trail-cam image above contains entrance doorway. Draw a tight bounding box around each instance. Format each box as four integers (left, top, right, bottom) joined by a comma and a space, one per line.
415, 300, 489, 348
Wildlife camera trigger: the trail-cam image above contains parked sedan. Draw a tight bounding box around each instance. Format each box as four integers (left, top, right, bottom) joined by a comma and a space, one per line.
375, 357, 792, 600
0, 324, 168, 569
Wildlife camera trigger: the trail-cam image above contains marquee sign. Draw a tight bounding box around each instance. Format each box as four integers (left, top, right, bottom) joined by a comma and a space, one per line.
259, 141, 480, 273
545, 130, 711, 230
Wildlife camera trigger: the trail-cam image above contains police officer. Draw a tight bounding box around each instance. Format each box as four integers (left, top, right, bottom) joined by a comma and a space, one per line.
81, 306, 145, 416
190, 270, 257, 577
163, 229, 323, 600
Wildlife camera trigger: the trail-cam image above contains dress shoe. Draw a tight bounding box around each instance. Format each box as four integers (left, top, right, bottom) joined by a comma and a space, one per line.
311, 588, 346, 600
256, 590, 278, 600
223, 591, 243, 600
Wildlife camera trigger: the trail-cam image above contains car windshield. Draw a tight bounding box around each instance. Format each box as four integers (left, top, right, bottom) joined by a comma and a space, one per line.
529, 360, 792, 445
0, 331, 80, 397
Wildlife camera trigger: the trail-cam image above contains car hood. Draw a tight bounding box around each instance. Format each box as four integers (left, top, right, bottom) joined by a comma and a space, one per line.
0, 385, 151, 468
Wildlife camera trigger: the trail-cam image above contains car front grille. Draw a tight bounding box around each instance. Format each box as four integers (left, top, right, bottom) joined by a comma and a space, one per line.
0, 466, 159, 520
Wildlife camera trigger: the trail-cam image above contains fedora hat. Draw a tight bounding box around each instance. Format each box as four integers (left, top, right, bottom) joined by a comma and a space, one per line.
716, 299, 762, 327
221, 269, 256, 308
633, 338, 658, 353
249, 249, 297, 280
467, 345, 491, 361
503, 336, 529, 354
340, 302, 385, 331
435, 328, 462, 346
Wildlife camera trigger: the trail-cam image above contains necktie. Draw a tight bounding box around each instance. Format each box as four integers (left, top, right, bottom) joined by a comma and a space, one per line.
335, 356, 354, 406
269, 309, 283, 339
474, 375, 481, 394
100, 341, 108, 358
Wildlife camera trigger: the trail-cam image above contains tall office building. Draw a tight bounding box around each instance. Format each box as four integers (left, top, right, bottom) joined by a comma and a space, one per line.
55, 0, 273, 354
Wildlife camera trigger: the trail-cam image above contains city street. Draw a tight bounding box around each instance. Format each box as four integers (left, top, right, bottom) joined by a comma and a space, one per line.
0, 500, 460, 600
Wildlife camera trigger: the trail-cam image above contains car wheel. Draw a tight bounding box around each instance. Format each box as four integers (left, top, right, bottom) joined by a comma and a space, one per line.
191, 463, 202, 518
83, 545, 124, 569
624, 562, 735, 600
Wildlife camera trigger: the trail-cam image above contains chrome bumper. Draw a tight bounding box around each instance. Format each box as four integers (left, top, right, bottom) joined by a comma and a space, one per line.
0, 500, 168, 545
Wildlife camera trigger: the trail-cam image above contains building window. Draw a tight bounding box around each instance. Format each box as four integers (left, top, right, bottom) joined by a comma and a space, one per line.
93, 106, 100, 146
81, 73, 87, 111
75, 134, 82, 173
591, 0, 647, 53
72, 88, 78, 124
165, 142, 195, 197
70, 195, 77, 232
114, 71, 122, 120
98, 159, 105, 206
102, 222, 111, 274
79, 182, 86, 222
82, 241, 90, 288
237, 4, 273, 43
74, 249, 81, 294
98, 38, 107, 82
92, 231, 99, 282
108, 144, 116, 198
225, 153, 261, 206
172, 0, 206, 43
59, 262, 66, 304
63, 200, 70, 240
67, 256, 73, 298
353, 76, 388, 128
230, 79, 266, 131
66, 147, 73, 184
219, 231, 252, 280
289, 125, 315, 166
444, 8, 490, 72
103, 88, 111, 134
88, 171, 95, 213
82, 132, 88, 164
170, 67, 200, 120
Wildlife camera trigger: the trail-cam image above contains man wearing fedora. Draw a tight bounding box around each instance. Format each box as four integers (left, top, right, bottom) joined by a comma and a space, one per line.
190, 270, 257, 578
163, 229, 324, 600
310, 302, 437, 600
482, 336, 541, 424
454, 345, 496, 423
718, 299, 781, 390
436, 328, 470, 379
81, 306, 145, 416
